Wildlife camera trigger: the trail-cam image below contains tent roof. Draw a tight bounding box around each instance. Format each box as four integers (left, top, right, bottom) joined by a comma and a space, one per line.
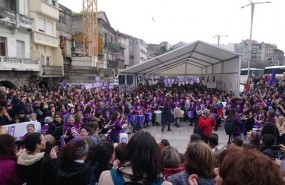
120, 40, 239, 75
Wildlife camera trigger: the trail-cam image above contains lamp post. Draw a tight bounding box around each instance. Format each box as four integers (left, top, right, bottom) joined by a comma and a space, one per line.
213, 34, 228, 47
241, 1, 271, 79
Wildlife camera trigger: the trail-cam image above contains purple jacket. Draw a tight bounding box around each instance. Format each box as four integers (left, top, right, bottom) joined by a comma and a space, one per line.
110, 118, 122, 136
41, 124, 49, 135
0, 155, 24, 185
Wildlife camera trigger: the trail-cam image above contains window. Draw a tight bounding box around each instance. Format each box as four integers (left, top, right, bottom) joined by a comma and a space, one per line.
59, 11, 66, 23
104, 33, 107, 46
46, 56, 51, 66
0, 0, 16, 11
16, 40, 25, 58
0, 37, 6, 56
38, 18, 45, 32
46, 21, 53, 36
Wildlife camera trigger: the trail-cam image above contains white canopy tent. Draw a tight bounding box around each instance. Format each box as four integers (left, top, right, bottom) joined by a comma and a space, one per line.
120, 40, 241, 95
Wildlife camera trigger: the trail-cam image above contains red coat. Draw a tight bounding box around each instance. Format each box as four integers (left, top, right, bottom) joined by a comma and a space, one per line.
198, 116, 216, 137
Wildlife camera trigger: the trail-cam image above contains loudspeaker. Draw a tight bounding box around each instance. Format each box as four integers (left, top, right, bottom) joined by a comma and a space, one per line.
118, 75, 125, 85
126, 75, 133, 85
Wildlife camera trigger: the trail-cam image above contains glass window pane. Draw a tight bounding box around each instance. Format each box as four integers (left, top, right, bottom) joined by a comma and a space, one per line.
46, 21, 53, 36
38, 18, 45, 32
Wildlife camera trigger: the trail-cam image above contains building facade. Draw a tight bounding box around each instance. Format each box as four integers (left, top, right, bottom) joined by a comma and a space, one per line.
0, 0, 40, 86
234, 40, 284, 68
132, 38, 147, 65
57, 3, 72, 70
147, 41, 171, 59
29, 0, 64, 79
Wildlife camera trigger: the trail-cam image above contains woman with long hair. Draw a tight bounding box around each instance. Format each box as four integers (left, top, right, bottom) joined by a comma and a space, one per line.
89, 141, 114, 184
224, 108, 241, 144
0, 134, 24, 185
98, 131, 171, 185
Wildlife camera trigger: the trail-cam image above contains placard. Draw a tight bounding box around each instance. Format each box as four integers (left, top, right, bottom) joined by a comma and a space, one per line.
85, 83, 93, 89
3, 122, 41, 141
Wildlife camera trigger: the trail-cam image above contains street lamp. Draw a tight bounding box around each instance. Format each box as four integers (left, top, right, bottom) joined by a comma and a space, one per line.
241, 1, 271, 79
213, 34, 228, 47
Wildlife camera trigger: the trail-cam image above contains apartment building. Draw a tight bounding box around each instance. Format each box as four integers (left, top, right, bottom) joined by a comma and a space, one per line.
29, 0, 63, 78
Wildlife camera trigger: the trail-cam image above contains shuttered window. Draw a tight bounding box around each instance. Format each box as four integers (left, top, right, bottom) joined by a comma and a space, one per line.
16, 40, 25, 58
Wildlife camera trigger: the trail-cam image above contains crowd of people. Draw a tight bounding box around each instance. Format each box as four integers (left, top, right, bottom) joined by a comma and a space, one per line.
0, 73, 285, 184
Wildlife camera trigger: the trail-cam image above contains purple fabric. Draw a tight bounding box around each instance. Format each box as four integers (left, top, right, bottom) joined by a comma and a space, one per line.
189, 101, 196, 111
234, 116, 242, 135
172, 100, 181, 108
110, 119, 122, 136
64, 124, 77, 136
134, 103, 142, 114
0, 155, 23, 185
236, 103, 244, 114
41, 124, 49, 135
137, 115, 145, 124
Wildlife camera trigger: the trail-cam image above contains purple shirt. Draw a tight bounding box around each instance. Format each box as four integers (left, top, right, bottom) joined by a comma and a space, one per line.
111, 118, 122, 136
41, 124, 49, 135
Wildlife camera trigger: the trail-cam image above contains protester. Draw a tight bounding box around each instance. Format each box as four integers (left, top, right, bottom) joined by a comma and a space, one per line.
168, 141, 215, 185
17, 132, 58, 185
161, 146, 184, 180
0, 134, 24, 185
89, 141, 114, 184
98, 131, 171, 185
197, 109, 216, 143
57, 139, 91, 185
217, 147, 285, 185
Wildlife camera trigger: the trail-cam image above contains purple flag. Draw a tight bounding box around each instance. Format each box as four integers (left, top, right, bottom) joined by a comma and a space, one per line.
268, 70, 276, 87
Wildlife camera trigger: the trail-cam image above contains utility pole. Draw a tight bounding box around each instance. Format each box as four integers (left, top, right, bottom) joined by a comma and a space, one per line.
213, 34, 227, 47
241, 0, 271, 79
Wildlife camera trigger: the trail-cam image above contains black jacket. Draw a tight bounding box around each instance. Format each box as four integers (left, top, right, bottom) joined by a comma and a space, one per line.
57, 162, 91, 185
17, 152, 58, 185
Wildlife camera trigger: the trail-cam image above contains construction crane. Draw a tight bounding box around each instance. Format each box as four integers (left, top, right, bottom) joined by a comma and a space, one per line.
213, 34, 228, 47
82, 0, 98, 57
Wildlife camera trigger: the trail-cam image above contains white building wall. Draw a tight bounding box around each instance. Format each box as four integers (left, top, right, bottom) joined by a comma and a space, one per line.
18, 0, 29, 16
0, 26, 31, 58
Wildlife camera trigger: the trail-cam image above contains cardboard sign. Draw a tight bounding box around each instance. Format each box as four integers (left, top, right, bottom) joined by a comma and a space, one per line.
3, 122, 41, 141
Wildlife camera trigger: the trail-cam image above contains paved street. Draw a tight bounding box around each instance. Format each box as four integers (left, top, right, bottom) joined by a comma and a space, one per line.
139, 121, 229, 153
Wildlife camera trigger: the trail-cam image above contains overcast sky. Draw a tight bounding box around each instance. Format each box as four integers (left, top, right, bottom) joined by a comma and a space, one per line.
59, 0, 285, 51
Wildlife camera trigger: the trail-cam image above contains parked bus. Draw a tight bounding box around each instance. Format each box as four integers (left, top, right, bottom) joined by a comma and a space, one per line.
240, 68, 264, 84
264, 65, 285, 77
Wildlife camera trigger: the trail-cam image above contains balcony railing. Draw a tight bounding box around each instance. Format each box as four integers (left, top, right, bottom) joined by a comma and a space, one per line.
105, 42, 123, 52
0, 7, 32, 29
0, 57, 40, 71
42, 65, 63, 77
33, 31, 59, 47
107, 60, 124, 69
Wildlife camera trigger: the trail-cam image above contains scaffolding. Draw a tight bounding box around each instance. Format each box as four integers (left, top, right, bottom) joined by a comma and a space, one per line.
82, 0, 98, 57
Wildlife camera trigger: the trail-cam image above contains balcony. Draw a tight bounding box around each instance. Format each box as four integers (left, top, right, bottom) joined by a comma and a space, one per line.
107, 60, 124, 69
41, 65, 63, 77
105, 42, 123, 53
116, 55, 125, 62
29, 0, 59, 20
0, 57, 40, 71
33, 31, 59, 47
0, 7, 32, 29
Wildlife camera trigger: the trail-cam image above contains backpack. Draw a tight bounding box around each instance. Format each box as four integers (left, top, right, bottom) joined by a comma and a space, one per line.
224, 119, 237, 135
110, 169, 164, 185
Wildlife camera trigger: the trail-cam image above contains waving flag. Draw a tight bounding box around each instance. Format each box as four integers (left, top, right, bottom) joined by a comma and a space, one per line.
268, 70, 276, 87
